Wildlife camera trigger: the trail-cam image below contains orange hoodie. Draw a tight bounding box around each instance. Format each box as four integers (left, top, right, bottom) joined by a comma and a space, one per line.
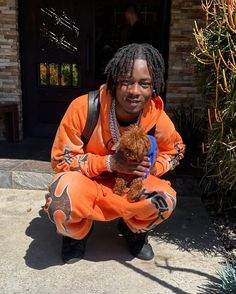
51, 84, 185, 177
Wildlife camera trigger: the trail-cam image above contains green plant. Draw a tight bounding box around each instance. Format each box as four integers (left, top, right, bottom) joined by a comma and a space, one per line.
192, 0, 236, 212
219, 261, 236, 293
213, 251, 236, 293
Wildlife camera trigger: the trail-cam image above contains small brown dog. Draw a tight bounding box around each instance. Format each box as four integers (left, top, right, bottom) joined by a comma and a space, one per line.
113, 125, 151, 202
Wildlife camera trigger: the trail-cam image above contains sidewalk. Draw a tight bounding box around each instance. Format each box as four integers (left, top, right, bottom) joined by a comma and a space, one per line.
0, 188, 223, 294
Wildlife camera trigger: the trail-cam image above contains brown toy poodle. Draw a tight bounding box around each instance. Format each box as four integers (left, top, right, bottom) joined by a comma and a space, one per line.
113, 125, 151, 202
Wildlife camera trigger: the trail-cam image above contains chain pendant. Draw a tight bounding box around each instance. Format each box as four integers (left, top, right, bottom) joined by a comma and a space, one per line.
109, 99, 142, 148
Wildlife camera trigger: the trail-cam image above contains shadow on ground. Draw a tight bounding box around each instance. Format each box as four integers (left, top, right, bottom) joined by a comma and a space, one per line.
118, 260, 221, 294
150, 196, 223, 255
24, 209, 134, 270
24, 208, 222, 294
0, 138, 52, 161
24, 209, 63, 269
197, 282, 223, 294
24, 196, 223, 266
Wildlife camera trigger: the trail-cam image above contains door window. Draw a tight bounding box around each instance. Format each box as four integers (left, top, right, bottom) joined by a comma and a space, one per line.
39, 63, 80, 87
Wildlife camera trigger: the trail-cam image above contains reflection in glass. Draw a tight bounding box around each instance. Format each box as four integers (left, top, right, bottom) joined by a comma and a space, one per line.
41, 8, 80, 36
40, 8, 80, 55
72, 64, 79, 87
39, 63, 79, 87
61, 63, 71, 86
50, 63, 59, 86
40, 63, 47, 85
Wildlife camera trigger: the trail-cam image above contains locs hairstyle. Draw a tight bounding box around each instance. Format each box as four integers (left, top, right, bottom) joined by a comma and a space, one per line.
104, 43, 165, 97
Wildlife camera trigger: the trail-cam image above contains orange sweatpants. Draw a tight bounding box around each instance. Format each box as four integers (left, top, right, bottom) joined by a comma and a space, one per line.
44, 171, 176, 240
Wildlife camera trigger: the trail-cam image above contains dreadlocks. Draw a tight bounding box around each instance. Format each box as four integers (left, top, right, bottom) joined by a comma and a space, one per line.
104, 43, 165, 97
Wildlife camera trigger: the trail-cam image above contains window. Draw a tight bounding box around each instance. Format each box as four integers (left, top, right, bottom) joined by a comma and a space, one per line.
39, 63, 80, 87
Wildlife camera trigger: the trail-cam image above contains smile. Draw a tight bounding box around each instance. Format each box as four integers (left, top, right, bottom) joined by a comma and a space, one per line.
126, 98, 141, 104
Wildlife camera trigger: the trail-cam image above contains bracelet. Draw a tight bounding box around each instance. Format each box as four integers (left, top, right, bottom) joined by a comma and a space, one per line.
106, 155, 113, 172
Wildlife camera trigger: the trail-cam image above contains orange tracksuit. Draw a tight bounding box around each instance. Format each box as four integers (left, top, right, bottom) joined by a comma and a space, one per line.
44, 84, 185, 239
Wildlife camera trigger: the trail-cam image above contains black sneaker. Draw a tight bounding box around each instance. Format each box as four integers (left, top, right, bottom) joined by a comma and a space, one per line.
61, 225, 93, 264
118, 219, 154, 260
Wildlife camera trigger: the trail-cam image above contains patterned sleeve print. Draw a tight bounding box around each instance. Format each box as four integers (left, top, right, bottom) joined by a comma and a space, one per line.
168, 142, 185, 170
153, 111, 186, 177
52, 144, 89, 172
51, 143, 89, 173
50, 97, 108, 177
51, 126, 107, 176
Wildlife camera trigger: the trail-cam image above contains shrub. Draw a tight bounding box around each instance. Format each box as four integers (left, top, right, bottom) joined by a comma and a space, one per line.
192, 0, 236, 212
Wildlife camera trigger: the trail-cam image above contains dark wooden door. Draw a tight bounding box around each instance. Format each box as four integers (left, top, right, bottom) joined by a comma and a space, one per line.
94, 0, 171, 96
19, 0, 94, 137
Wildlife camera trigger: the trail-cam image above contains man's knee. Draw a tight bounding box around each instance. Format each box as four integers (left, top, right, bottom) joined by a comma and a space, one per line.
143, 187, 176, 211
45, 173, 72, 224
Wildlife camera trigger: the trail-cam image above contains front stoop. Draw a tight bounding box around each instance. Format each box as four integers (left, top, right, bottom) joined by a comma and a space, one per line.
0, 158, 203, 195
0, 159, 54, 190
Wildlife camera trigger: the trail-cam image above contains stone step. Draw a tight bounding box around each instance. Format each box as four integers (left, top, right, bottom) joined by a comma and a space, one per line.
0, 158, 203, 195
0, 159, 54, 190
0, 137, 204, 194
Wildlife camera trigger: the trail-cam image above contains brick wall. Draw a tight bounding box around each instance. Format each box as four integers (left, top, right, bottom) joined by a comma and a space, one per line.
0, 0, 22, 140
166, 0, 203, 111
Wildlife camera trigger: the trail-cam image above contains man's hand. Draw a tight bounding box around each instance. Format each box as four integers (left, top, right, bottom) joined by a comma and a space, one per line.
150, 165, 156, 175
110, 152, 151, 177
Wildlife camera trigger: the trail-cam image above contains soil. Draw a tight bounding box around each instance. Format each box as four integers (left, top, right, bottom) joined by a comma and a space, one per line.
209, 211, 236, 259
202, 192, 236, 259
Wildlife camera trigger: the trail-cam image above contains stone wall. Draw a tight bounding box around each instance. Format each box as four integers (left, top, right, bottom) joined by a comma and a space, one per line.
166, 0, 203, 111
0, 0, 22, 140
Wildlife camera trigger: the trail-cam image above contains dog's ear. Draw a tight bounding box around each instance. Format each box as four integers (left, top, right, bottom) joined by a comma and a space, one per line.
134, 136, 150, 161
140, 136, 151, 159
145, 136, 152, 151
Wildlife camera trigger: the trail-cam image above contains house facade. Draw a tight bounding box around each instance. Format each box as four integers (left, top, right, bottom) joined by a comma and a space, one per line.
0, 0, 203, 140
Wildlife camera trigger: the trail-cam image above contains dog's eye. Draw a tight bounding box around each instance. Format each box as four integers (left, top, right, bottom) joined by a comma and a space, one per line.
124, 150, 134, 157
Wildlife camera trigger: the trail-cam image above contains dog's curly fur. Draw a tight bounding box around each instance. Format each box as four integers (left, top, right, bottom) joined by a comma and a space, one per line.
113, 126, 151, 202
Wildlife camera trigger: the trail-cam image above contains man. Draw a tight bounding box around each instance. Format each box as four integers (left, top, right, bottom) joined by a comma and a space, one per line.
123, 4, 150, 44
44, 43, 185, 264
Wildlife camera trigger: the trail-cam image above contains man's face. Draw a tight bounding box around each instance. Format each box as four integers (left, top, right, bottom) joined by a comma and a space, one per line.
115, 59, 153, 122
125, 11, 133, 24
